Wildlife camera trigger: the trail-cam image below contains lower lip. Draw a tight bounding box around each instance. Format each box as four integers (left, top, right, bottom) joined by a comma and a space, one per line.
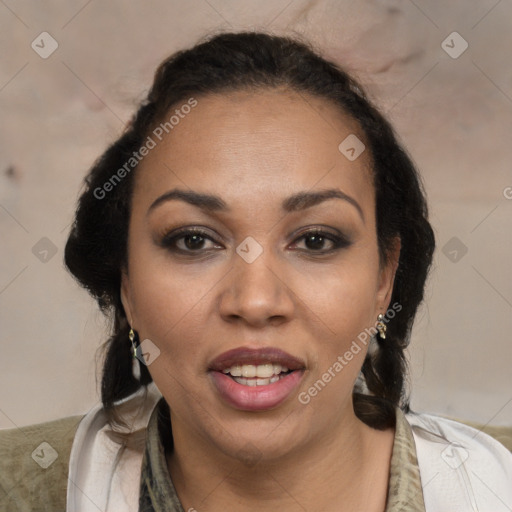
210, 370, 304, 411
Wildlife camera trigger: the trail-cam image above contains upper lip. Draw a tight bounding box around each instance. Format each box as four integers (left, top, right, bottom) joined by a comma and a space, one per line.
209, 347, 305, 372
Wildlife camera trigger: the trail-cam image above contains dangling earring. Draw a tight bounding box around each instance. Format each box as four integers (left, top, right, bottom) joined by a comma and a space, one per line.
376, 314, 387, 340
129, 328, 141, 380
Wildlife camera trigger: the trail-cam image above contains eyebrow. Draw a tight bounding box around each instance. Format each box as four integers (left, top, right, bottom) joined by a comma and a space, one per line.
148, 187, 364, 222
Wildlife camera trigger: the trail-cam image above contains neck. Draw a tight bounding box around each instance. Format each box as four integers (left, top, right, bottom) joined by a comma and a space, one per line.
166, 405, 395, 512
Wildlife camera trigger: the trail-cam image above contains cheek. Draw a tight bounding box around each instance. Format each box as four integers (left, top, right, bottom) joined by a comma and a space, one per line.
297, 250, 380, 335
293, 251, 379, 394
294, 263, 377, 410
126, 247, 221, 368
128, 263, 215, 404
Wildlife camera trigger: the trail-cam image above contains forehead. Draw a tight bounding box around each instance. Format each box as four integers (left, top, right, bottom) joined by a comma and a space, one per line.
133, 88, 374, 214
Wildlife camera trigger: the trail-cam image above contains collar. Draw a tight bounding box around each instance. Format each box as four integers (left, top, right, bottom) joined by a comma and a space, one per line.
66, 382, 163, 512
138, 399, 426, 512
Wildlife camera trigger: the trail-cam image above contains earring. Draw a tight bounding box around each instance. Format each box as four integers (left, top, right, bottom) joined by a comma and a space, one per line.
129, 328, 138, 358
376, 314, 387, 340
129, 328, 141, 380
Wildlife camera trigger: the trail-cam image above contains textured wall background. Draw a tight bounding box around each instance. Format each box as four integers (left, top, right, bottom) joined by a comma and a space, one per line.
1, 0, 511, 429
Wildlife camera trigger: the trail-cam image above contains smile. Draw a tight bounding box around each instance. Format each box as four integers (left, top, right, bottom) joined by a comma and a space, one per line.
208, 347, 306, 411
222, 363, 291, 386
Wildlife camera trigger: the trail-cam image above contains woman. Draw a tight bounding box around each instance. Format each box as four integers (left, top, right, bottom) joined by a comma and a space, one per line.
1, 31, 511, 512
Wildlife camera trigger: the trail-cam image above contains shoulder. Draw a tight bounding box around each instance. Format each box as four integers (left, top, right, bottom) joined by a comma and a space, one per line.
405, 410, 512, 511
456, 418, 512, 452
0, 414, 84, 511
405, 409, 512, 457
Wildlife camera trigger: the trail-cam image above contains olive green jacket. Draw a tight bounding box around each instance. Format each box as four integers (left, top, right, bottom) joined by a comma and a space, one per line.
0, 414, 82, 511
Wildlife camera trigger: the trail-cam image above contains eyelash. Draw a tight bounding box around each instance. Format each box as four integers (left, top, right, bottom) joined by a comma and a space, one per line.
159, 227, 352, 256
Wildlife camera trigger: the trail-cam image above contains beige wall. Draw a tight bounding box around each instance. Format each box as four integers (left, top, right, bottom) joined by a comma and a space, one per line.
1, 0, 511, 428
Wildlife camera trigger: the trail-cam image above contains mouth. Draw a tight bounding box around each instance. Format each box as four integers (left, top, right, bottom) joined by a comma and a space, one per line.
221, 362, 293, 386
208, 347, 306, 411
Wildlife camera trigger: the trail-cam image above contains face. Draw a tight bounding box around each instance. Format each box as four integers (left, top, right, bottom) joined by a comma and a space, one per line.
121, 88, 398, 463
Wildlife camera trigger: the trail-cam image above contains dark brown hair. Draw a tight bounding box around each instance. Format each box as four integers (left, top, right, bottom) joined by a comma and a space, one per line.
64, 30, 435, 430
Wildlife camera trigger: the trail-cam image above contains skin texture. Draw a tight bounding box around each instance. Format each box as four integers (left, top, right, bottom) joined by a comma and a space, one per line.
121, 87, 400, 511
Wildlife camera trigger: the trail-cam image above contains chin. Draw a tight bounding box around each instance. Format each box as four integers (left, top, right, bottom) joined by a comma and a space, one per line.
205, 408, 309, 465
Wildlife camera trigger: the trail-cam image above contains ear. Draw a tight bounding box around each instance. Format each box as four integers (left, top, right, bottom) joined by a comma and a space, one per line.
120, 268, 135, 327
376, 236, 401, 312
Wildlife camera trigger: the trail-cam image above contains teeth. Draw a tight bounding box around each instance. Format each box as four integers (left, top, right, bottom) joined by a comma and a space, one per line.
255, 363, 273, 378
222, 363, 289, 378
230, 365, 242, 377
233, 375, 285, 386
242, 365, 256, 378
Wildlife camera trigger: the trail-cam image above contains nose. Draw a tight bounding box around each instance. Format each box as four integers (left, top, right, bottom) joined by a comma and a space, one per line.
218, 244, 295, 328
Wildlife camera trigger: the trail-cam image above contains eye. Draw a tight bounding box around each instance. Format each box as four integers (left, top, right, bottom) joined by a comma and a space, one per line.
159, 227, 222, 253
158, 226, 351, 256
290, 228, 351, 253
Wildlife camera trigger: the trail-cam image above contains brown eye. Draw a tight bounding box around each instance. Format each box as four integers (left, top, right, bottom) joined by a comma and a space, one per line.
160, 228, 222, 253
181, 233, 207, 250
303, 233, 331, 251
291, 229, 351, 253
